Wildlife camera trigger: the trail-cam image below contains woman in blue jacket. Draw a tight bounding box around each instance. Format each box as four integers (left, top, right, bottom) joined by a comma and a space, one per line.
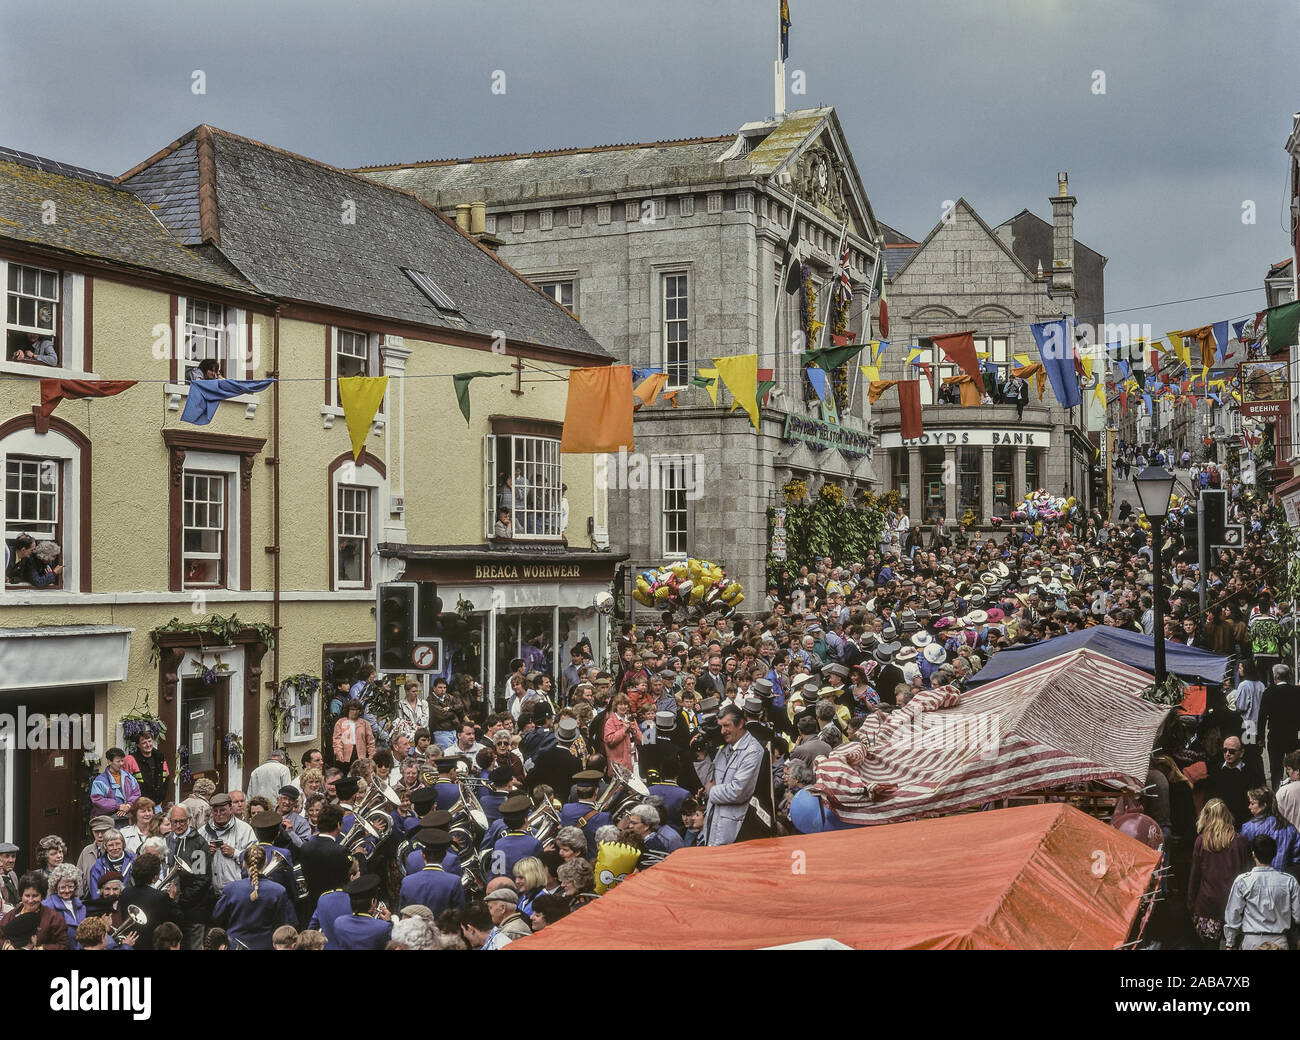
211, 845, 296, 950
43, 864, 86, 949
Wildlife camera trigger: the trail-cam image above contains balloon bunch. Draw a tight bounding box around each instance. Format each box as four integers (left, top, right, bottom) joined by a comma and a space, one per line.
1009, 489, 1078, 523
631, 557, 744, 618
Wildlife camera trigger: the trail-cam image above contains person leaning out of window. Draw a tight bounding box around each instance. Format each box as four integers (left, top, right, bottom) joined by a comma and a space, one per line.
5, 534, 63, 587
10, 330, 58, 366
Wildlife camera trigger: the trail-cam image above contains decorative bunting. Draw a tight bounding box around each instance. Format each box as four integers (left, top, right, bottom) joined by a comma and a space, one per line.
905, 347, 924, 365
1029, 319, 1080, 408
632, 371, 669, 408
868, 380, 899, 405
711, 354, 760, 430
1012, 361, 1048, 400
691, 368, 720, 405
932, 330, 981, 384
860, 364, 880, 382
631, 366, 663, 383
804, 340, 866, 372
873, 339, 889, 362
560, 366, 635, 453
897, 379, 923, 440
1013, 353, 1031, 367
660, 390, 680, 408
806, 365, 829, 402
37, 379, 137, 433
182, 378, 274, 427
1211, 321, 1229, 364
942, 373, 982, 407
1264, 300, 1300, 355
452, 371, 509, 424
338, 375, 389, 459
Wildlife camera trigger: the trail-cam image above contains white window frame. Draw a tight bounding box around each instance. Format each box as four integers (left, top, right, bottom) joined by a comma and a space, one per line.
175, 295, 249, 382
0, 426, 82, 594
182, 470, 227, 589
332, 327, 379, 407
973, 335, 1010, 387
333, 459, 383, 591
910, 342, 955, 407
483, 433, 563, 542
0, 261, 88, 377
181, 451, 242, 591
659, 457, 690, 559
661, 270, 690, 390
537, 280, 575, 314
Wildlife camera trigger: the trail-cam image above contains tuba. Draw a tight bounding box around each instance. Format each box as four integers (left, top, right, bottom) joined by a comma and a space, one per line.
525, 797, 562, 850
341, 776, 400, 854
579, 763, 647, 828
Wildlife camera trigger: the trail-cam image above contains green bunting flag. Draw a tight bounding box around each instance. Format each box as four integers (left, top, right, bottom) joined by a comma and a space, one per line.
803, 341, 867, 372
452, 371, 510, 423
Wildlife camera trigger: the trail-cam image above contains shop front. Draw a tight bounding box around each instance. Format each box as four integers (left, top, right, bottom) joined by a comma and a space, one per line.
388, 548, 623, 713
0, 625, 130, 850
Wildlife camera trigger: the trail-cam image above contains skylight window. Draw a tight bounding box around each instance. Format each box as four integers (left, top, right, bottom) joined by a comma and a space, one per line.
402, 268, 461, 315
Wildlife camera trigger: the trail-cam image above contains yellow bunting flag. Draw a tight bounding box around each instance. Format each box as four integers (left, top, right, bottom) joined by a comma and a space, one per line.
860, 364, 880, 382
712, 354, 760, 430
1013, 353, 1031, 367
695, 367, 720, 405
870, 340, 883, 363
1092, 381, 1106, 408
560, 366, 635, 453
905, 347, 924, 365
338, 375, 389, 461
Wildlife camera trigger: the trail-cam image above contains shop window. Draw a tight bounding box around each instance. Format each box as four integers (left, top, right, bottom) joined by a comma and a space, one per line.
891, 449, 910, 504
921, 447, 946, 522
956, 447, 981, 520
992, 446, 1014, 518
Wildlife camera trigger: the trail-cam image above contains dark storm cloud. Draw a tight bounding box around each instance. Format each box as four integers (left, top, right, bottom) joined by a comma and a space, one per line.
1, 0, 1293, 333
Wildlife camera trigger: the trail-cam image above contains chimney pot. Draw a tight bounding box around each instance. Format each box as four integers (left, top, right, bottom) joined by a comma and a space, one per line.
455, 204, 472, 232
1058, 172, 1069, 197
470, 201, 487, 235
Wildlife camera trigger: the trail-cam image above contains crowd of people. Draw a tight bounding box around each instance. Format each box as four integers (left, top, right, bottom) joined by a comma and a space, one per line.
1, 447, 1296, 950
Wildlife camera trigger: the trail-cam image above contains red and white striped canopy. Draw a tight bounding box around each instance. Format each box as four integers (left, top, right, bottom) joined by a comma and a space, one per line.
812, 648, 1171, 825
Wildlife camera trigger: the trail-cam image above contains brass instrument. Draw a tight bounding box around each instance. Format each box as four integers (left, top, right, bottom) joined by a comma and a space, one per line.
341, 775, 400, 854
578, 763, 647, 827
252, 846, 308, 900
525, 797, 562, 850
153, 848, 197, 891
108, 905, 147, 944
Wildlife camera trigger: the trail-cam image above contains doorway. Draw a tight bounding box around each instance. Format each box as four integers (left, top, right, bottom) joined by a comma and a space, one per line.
179, 677, 229, 797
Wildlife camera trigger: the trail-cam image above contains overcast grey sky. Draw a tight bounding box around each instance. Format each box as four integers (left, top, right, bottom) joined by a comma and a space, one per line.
2, 0, 1294, 339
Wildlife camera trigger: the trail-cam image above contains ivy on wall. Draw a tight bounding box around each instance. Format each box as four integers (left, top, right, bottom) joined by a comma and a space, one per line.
767, 484, 886, 587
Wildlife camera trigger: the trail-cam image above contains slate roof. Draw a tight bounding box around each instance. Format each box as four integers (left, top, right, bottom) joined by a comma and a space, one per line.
0, 151, 255, 293
356, 108, 854, 212
120, 127, 609, 357
359, 136, 741, 206
882, 244, 918, 279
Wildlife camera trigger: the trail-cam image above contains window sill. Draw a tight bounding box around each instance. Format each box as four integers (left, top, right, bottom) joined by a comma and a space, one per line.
320, 403, 386, 434
0, 361, 98, 380
165, 383, 260, 420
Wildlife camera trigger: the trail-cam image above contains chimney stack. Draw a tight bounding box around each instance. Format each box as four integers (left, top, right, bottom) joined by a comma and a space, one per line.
1050, 172, 1076, 313
455, 203, 472, 232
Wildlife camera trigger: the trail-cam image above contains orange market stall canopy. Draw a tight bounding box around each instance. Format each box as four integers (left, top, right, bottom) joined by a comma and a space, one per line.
510, 803, 1161, 950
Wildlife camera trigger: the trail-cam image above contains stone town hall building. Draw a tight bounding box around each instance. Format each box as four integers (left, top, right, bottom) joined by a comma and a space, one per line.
359, 107, 884, 605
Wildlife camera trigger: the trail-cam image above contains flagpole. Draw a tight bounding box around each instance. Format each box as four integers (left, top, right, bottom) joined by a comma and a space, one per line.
775, 2, 786, 118
850, 243, 883, 420
815, 223, 847, 352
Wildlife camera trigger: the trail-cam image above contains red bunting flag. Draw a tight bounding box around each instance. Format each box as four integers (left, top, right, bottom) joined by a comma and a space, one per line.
897, 379, 923, 440
37, 379, 137, 433
932, 331, 981, 384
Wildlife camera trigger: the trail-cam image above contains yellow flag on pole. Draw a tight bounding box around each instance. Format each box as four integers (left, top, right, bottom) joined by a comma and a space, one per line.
338, 375, 389, 461
711, 354, 760, 430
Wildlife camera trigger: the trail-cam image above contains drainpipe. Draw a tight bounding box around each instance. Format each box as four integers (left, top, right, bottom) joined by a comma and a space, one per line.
271, 307, 282, 733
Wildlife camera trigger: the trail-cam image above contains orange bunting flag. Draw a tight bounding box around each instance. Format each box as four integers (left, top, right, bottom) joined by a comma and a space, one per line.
660, 390, 679, 408
560, 366, 635, 454
1013, 361, 1048, 400
942, 373, 982, 407
632, 371, 669, 409
868, 380, 899, 405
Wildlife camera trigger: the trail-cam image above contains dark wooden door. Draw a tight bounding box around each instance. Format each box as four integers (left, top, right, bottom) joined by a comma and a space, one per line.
28, 744, 81, 854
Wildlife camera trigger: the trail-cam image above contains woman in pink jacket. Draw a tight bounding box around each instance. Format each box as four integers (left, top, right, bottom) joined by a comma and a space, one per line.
602, 692, 642, 777
331, 699, 376, 766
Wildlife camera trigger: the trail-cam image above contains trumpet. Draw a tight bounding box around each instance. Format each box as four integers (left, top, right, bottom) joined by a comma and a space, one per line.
108, 905, 146, 944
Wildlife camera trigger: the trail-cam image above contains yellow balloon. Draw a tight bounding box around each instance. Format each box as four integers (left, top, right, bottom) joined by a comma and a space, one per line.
632, 588, 652, 606
654, 585, 671, 601
594, 841, 642, 894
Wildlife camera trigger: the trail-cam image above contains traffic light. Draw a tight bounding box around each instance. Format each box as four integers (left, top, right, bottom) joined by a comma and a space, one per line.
377, 583, 415, 670
416, 581, 442, 638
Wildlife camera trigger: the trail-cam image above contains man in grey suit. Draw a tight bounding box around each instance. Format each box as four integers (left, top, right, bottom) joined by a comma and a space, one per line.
703, 705, 765, 846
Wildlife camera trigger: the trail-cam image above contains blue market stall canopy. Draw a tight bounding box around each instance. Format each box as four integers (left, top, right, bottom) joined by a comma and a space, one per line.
967, 626, 1229, 687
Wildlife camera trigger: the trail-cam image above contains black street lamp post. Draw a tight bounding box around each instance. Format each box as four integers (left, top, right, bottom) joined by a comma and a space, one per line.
1133, 465, 1176, 685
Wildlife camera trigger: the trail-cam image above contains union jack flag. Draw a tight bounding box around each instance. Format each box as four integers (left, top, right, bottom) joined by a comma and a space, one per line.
835, 231, 852, 303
